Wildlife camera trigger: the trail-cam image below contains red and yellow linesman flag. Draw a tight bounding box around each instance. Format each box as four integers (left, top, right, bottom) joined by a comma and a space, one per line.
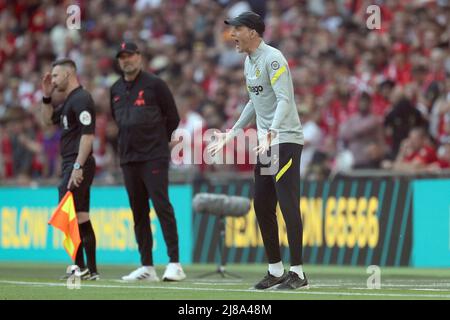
48, 191, 81, 260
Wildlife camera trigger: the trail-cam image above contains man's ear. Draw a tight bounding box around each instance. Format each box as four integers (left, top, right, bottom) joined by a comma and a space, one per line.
63, 71, 70, 81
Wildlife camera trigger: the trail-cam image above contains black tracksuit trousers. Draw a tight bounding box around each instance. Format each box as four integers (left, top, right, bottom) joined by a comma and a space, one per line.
121, 160, 179, 266
254, 143, 304, 266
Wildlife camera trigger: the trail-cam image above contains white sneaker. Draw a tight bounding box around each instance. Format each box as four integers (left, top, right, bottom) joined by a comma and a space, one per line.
121, 266, 160, 282
162, 263, 186, 281
60, 265, 88, 280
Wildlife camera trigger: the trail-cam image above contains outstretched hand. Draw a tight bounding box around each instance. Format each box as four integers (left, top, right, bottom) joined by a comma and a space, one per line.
207, 131, 231, 157
253, 130, 275, 155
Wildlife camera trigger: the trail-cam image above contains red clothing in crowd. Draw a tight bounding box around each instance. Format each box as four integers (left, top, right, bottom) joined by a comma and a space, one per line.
320, 98, 354, 138
384, 62, 413, 85
1, 134, 13, 177
437, 159, 450, 169
404, 145, 438, 165
372, 93, 391, 117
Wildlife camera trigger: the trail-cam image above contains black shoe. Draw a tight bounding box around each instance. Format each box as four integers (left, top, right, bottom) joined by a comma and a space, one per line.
253, 271, 288, 290
60, 267, 89, 280
277, 271, 309, 290
82, 272, 100, 281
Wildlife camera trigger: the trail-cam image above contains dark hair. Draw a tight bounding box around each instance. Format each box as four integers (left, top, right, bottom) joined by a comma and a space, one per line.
52, 58, 77, 71
360, 91, 372, 102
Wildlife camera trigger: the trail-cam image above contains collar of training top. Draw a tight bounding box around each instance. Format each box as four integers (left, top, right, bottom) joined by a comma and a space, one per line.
65, 85, 83, 101
121, 70, 143, 85
249, 40, 267, 61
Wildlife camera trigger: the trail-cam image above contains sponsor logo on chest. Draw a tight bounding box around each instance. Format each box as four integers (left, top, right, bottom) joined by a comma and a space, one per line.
134, 90, 146, 106
248, 85, 264, 95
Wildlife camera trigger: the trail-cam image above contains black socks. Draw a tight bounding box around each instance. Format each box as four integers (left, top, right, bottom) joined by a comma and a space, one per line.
77, 220, 97, 273
74, 242, 85, 269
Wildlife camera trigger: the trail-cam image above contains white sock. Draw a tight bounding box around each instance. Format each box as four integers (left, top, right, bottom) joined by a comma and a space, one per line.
268, 261, 284, 277
290, 265, 304, 279
143, 265, 155, 271
168, 262, 181, 268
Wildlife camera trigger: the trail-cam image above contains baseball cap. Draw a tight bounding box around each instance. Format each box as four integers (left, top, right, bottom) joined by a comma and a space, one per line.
116, 42, 140, 58
224, 11, 265, 36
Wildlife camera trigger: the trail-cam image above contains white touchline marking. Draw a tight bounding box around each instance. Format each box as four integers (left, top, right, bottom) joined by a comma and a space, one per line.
309, 282, 450, 288
1, 280, 450, 298
191, 282, 245, 286
409, 288, 450, 292
116, 279, 450, 288
348, 287, 450, 292
183, 279, 243, 284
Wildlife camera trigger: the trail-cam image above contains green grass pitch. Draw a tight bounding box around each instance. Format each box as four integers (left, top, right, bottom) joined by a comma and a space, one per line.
1, 263, 450, 300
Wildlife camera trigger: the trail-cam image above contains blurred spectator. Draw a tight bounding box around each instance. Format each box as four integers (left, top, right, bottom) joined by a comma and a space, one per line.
385, 42, 412, 85
430, 76, 450, 143
1, 0, 450, 184
299, 101, 323, 177
40, 125, 61, 178
372, 79, 395, 117
338, 92, 385, 169
304, 135, 334, 180
171, 94, 205, 170
435, 142, 450, 169
384, 97, 426, 159
387, 127, 438, 172
0, 107, 41, 185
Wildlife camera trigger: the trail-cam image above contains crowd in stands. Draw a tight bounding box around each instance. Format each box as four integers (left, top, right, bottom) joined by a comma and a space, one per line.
1, 0, 450, 185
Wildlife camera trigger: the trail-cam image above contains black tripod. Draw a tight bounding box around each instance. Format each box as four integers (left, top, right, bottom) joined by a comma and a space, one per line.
198, 215, 241, 279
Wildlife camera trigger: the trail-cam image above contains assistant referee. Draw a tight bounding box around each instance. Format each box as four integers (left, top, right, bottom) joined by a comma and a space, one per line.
41, 58, 99, 280
209, 12, 308, 290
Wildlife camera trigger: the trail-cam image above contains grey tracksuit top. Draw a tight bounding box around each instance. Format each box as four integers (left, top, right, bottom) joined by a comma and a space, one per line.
231, 40, 304, 146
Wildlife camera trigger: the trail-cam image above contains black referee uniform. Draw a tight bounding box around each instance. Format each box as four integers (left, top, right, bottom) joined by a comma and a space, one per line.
52, 86, 97, 274
110, 69, 181, 266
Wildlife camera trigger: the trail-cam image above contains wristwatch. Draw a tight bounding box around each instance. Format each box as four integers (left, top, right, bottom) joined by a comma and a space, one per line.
42, 96, 52, 104
73, 162, 83, 170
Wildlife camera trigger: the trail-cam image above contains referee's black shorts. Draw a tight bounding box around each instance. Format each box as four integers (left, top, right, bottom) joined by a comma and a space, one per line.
58, 156, 96, 213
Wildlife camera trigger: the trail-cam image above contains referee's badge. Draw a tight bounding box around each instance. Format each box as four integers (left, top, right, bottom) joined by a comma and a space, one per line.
271, 61, 280, 70
79, 111, 92, 125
